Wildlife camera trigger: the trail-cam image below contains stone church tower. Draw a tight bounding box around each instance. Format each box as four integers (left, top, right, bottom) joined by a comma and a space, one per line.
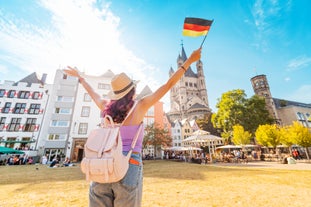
250, 74, 280, 124
167, 45, 211, 121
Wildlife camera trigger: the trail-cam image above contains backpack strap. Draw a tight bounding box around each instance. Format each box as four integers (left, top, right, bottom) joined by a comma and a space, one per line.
125, 123, 143, 159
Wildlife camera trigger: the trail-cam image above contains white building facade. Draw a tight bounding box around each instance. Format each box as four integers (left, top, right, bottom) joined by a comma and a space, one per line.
0, 73, 50, 160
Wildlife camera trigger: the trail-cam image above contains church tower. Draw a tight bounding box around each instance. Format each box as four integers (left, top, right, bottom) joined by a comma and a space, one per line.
250, 74, 280, 124
168, 45, 211, 121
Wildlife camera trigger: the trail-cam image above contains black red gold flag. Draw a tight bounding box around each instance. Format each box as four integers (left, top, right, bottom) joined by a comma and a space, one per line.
182, 17, 213, 37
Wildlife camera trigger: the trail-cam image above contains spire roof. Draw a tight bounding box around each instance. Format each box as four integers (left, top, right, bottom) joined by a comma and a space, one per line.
179, 44, 197, 78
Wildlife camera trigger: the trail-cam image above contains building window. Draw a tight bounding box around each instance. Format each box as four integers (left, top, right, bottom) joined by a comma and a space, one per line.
13, 103, 26, 114
146, 107, 154, 116
18, 91, 30, 99
84, 93, 91, 102
2, 102, 11, 113
8, 118, 21, 132
81, 106, 90, 117
0, 117, 6, 131
78, 123, 88, 134
0, 89, 5, 97
48, 134, 66, 140
98, 83, 110, 89
7, 90, 16, 98
51, 120, 69, 127
194, 83, 197, 88
296, 112, 305, 120
24, 118, 37, 132
57, 96, 74, 102
63, 74, 68, 79
55, 108, 71, 114
32, 92, 40, 99
29, 104, 40, 114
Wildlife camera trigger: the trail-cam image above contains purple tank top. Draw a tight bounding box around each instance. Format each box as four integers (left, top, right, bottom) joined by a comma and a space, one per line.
120, 124, 144, 152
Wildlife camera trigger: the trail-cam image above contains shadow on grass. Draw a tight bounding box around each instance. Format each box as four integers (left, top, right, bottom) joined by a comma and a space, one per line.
0, 164, 85, 185
1, 160, 299, 185
142, 160, 285, 180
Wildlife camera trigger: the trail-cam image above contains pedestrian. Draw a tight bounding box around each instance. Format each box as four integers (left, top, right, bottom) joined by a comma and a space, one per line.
63, 47, 201, 207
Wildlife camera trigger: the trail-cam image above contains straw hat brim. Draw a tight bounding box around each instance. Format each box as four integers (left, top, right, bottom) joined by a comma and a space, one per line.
108, 80, 138, 100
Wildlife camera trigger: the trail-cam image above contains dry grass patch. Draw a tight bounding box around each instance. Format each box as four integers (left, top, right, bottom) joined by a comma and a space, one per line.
0, 161, 311, 207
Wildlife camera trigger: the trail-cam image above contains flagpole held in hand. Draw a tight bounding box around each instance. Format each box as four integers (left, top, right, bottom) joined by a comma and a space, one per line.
199, 19, 214, 48
200, 34, 207, 48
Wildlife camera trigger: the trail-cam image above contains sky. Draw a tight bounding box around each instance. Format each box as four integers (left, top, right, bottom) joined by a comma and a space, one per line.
0, 0, 310, 112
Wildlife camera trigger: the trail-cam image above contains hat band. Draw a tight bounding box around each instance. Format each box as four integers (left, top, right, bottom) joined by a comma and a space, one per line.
113, 82, 133, 95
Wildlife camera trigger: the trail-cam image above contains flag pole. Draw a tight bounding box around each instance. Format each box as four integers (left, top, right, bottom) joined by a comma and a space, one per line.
200, 34, 207, 48
199, 19, 214, 48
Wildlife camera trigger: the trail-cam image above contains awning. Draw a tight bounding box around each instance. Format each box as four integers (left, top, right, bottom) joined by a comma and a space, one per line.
0, 146, 25, 154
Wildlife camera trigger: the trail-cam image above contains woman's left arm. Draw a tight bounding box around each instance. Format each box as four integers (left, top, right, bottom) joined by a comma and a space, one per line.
63, 66, 107, 111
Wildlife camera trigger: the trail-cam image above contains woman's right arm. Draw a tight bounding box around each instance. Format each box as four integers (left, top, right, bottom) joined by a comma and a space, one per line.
63, 66, 107, 111
139, 48, 202, 112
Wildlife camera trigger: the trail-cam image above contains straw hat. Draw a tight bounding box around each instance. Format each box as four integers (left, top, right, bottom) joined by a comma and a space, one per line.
108, 73, 137, 100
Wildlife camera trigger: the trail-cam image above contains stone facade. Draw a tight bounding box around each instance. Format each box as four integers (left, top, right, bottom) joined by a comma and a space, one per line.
168, 46, 211, 121
251, 74, 311, 128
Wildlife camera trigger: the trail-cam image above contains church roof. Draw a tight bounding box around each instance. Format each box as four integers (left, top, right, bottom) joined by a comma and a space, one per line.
178, 45, 197, 78
188, 103, 209, 110
136, 85, 153, 100
16, 72, 47, 86
101, 69, 115, 78
273, 98, 311, 109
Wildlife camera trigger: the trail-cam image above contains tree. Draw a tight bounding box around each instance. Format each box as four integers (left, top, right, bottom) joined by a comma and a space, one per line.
287, 121, 311, 160
255, 124, 282, 150
143, 123, 172, 157
243, 95, 274, 134
212, 90, 272, 143
211, 89, 246, 141
196, 113, 221, 136
232, 124, 252, 145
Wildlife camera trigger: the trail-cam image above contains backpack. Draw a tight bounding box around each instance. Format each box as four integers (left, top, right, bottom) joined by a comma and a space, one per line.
80, 104, 143, 183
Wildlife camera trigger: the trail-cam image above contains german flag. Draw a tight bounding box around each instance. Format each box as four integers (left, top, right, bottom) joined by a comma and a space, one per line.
182, 17, 213, 37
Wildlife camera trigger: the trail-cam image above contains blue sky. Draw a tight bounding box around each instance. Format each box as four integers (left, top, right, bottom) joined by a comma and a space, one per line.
0, 0, 310, 112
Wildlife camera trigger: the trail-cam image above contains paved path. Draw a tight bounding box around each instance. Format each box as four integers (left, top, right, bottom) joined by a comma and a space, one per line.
211, 160, 311, 170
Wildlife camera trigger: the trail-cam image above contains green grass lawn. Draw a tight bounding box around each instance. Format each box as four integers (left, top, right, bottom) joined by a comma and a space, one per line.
1, 161, 311, 207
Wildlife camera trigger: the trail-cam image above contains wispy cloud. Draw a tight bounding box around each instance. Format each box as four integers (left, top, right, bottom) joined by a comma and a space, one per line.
286, 56, 311, 71
287, 85, 311, 104
0, 0, 159, 92
250, 0, 292, 52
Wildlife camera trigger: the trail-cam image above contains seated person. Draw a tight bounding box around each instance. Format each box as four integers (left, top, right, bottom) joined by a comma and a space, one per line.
287, 155, 296, 164
50, 158, 59, 168
63, 157, 71, 167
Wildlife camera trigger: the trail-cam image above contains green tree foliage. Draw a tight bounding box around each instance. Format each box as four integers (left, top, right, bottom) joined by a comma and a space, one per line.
212, 90, 273, 141
243, 95, 274, 134
232, 124, 252, 145
196, 113, 221, 136
255, 124, 282, 149
143, 123, 172, 157
212, 89, 246, 134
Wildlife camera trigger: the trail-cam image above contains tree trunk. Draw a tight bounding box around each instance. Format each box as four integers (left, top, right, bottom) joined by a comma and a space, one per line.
305, 147, 310, 160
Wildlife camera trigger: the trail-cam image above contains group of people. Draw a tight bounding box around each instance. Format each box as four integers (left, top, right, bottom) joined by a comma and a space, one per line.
3, 154, 34, 165
49, 157, 72, 168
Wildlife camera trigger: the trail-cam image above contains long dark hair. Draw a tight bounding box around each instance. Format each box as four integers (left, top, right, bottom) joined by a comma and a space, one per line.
102, 88, 135, 123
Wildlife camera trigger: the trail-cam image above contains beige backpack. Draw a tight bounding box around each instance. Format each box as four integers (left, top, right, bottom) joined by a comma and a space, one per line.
80, 105, 142, 183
